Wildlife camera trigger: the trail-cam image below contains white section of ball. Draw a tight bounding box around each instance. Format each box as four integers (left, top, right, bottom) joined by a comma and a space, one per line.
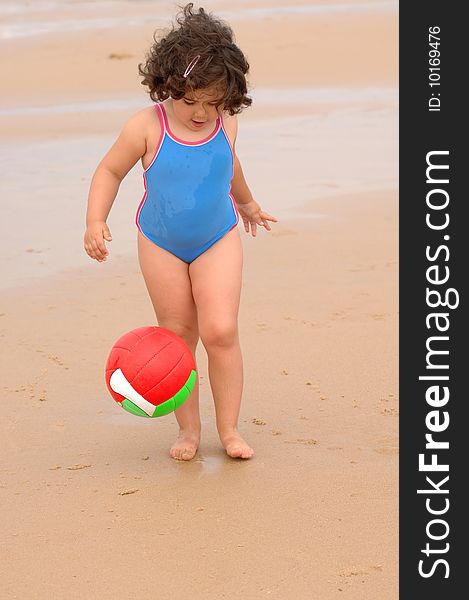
109, 368, 156, 417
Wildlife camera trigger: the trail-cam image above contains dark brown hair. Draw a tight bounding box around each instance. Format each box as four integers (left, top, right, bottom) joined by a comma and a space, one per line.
138, 3, 252, 115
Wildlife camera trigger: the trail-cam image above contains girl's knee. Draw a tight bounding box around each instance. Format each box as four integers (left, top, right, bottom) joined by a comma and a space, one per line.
200, 322, 238, 350
159, 321, 199, 349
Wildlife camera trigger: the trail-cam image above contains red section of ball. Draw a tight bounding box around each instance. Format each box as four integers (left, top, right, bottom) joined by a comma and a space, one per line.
105, 327, 195, 407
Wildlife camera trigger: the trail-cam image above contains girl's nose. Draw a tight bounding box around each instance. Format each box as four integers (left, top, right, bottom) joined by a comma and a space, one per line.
195, 109, 206, 119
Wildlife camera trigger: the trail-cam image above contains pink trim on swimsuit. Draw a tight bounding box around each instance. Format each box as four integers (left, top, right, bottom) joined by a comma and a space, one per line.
220, 112, 240, 228
159, 102, 221, 146
135, 104, 165, 231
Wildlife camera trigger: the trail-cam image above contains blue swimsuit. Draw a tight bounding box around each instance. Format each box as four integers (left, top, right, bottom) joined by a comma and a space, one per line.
136, 102, 239, 263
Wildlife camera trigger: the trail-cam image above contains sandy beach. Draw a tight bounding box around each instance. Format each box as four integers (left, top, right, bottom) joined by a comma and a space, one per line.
0, 1, 398, 598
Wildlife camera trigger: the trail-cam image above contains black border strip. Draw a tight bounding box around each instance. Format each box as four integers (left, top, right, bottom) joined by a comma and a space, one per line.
400, 3, 464, 596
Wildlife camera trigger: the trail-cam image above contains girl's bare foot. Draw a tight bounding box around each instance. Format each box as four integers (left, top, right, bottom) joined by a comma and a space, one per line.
219, 429, 254, 459
169, 429, 200, 461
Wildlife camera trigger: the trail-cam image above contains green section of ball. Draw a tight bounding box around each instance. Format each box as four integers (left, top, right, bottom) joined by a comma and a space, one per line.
153, 397, 175, 417
121, 398, 150, 418
153, 370, 197, 417
175, 369, 197, 409
120, 370, 197, 418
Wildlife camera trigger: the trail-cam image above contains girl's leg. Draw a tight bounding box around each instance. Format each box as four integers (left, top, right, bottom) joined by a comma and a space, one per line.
138, 232, 201, 461
189, 227, 253, 459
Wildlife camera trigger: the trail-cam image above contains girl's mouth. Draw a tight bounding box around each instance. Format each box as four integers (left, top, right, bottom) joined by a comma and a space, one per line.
192, 119, 205, 127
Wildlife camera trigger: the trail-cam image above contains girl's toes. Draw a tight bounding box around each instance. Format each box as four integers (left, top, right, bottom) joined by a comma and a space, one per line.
226, 444, 243, 458
222, 434, 254, 460
169, 432, 200, 461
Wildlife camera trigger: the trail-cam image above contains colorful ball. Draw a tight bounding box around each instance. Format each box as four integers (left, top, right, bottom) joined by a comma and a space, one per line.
105, 326, 197, 418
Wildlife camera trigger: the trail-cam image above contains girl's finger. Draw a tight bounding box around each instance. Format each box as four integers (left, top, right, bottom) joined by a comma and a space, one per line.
91, 240, 105, 260
256, 218, 271, 231
96, 238, 108, 254
251, 221, 257, 237
261, 212, 279, 222
243, 217, 249, 233
86, 243, 98, 259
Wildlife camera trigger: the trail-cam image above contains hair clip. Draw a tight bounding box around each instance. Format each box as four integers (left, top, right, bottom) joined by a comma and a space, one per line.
183, 55, 201, 78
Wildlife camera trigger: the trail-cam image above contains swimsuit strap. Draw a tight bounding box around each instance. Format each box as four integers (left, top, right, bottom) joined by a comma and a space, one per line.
158, 101, 220, 146
218, 111, 234, 153
155, 103, 166, 135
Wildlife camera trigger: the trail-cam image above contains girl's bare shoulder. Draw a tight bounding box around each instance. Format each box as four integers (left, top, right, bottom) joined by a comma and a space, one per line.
124, 105, 162, 139
221, 111, 238, 150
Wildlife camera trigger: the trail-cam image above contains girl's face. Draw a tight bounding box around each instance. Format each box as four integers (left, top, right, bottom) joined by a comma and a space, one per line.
171, 87, 224, 131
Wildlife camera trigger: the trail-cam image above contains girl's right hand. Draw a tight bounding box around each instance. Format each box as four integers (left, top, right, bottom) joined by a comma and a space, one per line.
84, 221, 112, 262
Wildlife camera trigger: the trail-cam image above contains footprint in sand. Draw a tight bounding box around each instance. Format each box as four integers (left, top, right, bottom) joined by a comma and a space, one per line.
48, 354, 67, 368
340, 564, 383, 578
381, 407, 399, 416
369, 313, 388, 320
47, 354, 69, 371
118, 488, 139, 496
252, 418, 266, 426
340, 567, 369, 578
283, 316, 316, 327
284, 438, 318, 446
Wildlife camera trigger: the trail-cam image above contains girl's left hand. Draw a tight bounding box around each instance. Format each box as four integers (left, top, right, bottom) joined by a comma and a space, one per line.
236, 200, 279, 237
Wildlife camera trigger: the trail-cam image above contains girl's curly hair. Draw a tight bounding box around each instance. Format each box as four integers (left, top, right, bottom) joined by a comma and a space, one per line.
138, 3, 252, 115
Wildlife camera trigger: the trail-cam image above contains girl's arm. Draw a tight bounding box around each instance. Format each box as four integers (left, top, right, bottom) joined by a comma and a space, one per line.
84, 111, 148, 262
226, 114, 278, 237
231, 154, 255, 206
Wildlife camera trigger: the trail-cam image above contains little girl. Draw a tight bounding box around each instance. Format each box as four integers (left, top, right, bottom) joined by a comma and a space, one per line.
84, 3, 278, 461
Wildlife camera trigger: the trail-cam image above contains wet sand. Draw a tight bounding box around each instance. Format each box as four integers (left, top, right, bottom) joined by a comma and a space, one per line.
0, 1, 398, 598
